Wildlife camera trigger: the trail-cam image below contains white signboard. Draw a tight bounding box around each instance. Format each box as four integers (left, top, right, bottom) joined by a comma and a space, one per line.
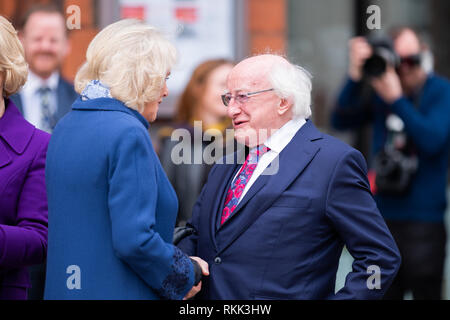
119, 0, 235, 116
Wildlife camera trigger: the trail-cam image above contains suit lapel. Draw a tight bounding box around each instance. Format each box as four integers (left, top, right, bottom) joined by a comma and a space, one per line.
55, 79, 68, 122
216, 120, 322, 254
9, 94, 24, 115
203, 149, 244, 252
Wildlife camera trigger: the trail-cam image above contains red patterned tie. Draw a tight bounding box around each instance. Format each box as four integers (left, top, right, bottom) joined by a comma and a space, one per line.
220, 145, 270, 225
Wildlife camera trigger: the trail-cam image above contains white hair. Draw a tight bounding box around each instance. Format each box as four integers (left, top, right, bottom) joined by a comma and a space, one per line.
269, 60, 312, 119
75, 19, 177, 112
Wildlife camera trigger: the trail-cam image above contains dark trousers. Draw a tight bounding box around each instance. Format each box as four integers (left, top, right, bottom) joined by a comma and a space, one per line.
27, 263, 46, 300
383, 220, 447, 300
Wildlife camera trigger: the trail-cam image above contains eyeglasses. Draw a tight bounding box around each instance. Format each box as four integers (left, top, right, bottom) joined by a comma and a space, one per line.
221, 88, 274, 106
399, 54, 421, 67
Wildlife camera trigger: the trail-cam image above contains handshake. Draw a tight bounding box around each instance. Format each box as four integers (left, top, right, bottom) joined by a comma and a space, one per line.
174, 226, 209, 300
184, 256, 209, 300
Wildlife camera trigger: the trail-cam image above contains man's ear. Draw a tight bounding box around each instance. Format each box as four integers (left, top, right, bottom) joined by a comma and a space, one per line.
277, 98, 292, 116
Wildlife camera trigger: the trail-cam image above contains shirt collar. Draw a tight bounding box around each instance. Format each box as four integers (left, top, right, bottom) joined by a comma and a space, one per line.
264, 117, 306, 153
24, 70, 60, 94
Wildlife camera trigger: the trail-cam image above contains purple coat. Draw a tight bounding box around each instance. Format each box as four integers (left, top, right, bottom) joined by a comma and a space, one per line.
0, 99, 50, 300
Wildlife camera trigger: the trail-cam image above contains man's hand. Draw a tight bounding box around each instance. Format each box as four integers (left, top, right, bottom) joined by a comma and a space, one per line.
183, 256, 209, 300
184, 281, 202, 300
371, 67, 403, 104
190, 256, 210, 276
348, 37, 372, 81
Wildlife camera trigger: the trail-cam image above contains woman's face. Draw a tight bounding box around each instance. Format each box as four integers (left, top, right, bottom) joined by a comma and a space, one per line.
200, 63, 233, 118
142, 74, 170, 122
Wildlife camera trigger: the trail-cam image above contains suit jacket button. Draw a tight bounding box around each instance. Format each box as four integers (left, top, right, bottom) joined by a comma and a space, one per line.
214, 257, 222, 264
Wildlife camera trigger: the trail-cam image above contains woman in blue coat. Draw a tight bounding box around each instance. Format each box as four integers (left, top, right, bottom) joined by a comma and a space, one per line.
44, 19, 207, 300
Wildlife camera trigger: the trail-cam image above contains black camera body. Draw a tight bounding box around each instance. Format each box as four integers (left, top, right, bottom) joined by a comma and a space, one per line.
374, 147, 418, 196
363, 36, 400, 78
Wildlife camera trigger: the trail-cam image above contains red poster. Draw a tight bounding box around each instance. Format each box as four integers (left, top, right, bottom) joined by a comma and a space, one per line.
175, 7, 198, 24
121, 6, 146, 20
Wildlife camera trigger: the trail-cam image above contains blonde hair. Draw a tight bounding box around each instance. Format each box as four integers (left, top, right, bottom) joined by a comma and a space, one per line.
75, 19, 177, 112
0, 15, 28, 97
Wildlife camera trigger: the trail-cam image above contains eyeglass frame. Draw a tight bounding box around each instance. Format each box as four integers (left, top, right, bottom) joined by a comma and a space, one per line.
399, 54, 421, 67
221, 88, 275, 107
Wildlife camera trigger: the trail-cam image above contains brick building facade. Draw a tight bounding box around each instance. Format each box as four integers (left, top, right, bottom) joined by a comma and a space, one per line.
0, 0, 287, 82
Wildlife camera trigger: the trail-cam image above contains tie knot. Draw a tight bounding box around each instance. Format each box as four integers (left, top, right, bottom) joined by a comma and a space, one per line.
37, 86, 51, 95
248, 145, 270, 163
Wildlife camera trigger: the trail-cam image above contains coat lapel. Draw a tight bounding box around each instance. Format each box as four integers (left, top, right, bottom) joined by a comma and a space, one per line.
216, 120, 322, 254
0, 143, 12, 168
0, 100, 35, 155
205, 149, 246, 251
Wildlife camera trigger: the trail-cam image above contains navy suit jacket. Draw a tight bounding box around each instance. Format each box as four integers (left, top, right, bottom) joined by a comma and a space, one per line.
10, 76, 78, 130
178, 120, 401, 300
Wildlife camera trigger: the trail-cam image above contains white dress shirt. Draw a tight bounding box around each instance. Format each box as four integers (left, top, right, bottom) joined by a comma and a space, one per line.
21, 71, 59, 132
236, 117, 307, 203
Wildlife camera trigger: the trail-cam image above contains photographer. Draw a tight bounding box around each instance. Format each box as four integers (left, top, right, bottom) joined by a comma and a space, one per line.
331, 27, 450, 300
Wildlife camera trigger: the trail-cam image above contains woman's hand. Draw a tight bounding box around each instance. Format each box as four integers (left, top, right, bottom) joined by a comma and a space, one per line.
183, 256, 209, 300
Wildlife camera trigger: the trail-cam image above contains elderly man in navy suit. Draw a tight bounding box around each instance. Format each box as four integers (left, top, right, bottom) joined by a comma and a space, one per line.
178, 54, 401, 300
9, 4, 78, 300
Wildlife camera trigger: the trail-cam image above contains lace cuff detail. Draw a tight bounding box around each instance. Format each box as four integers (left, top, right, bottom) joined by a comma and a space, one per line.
155, 246, 193, 300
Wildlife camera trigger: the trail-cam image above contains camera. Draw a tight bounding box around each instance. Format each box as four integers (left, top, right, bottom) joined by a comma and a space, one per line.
374, 147, 418, 196
373, 114, 418, 196
363, 36, 400, 78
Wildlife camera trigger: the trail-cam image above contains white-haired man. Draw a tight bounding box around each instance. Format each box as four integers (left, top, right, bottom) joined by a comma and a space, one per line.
178, 54, 401, 299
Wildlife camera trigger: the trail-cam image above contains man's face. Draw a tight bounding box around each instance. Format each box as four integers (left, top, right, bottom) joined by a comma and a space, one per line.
394, 30, 424, 91
20, 12, 69, 79
226, 60, 282, 148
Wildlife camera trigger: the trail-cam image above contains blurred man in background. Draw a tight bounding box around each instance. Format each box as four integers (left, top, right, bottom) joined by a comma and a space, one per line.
9, 4, 78, 300
11, 4, 77, 134
332, 27, 450, 299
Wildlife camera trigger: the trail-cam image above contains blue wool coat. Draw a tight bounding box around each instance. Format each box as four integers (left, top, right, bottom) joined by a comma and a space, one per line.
44, 97, 195, 300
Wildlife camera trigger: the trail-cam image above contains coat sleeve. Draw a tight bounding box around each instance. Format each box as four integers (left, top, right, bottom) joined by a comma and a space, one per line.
389, 89, 450, 156
107, 126, 194, 300
0, 135, 49, 268
331, 78, 374, 130
176, 163, 218, 256
176, 184, 206, 257
325, 148, 401, 299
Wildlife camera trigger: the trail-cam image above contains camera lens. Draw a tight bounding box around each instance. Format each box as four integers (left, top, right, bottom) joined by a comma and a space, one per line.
362, 36, 400, 79
363, 54, 387, 78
